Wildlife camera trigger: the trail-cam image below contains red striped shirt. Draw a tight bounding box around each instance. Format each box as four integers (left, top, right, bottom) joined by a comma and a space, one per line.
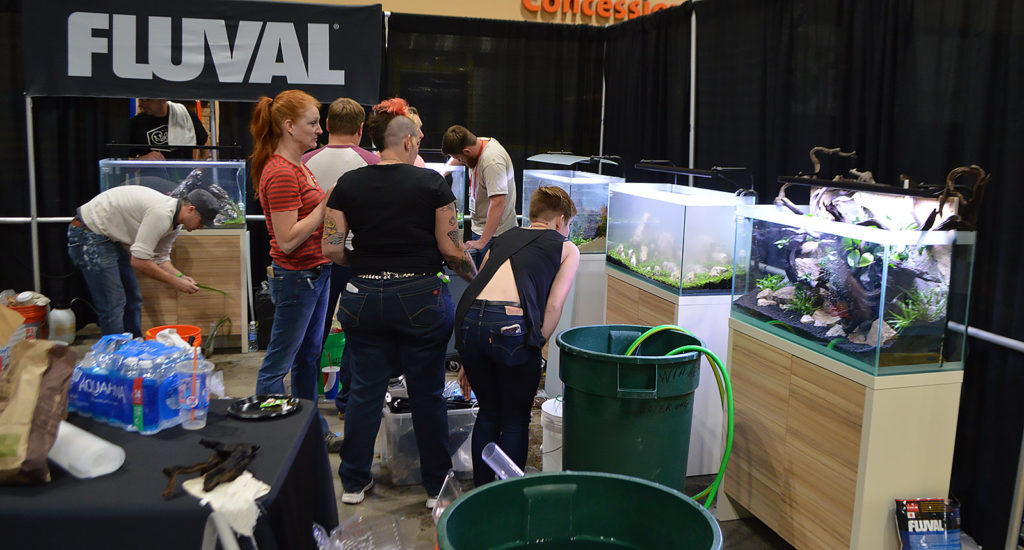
258, 154, 328, 270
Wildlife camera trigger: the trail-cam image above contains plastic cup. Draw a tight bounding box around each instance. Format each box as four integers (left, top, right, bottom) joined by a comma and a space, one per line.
322, 366, 340, 401
176, 360, 214, 430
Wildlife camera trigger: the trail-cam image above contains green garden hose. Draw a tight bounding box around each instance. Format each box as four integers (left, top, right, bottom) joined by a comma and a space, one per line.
624, 325, 734, 510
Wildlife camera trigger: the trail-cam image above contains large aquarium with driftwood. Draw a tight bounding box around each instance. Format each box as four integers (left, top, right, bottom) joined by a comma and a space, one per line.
99, 159, 246, 228
731, 182, 978, 375
605, 183, 755, 294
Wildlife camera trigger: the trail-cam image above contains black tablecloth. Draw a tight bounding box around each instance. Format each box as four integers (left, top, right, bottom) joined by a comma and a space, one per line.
0, 399, 338, 550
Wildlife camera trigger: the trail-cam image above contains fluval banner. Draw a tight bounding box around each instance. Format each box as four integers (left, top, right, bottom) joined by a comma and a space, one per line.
21, 0, 382, 104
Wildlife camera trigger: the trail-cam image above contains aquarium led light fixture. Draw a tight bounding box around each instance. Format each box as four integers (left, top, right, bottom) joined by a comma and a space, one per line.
534, 173, 611, 185
635, 162, 756, 194
736, 204, 963, 247
610, 182, 750, 207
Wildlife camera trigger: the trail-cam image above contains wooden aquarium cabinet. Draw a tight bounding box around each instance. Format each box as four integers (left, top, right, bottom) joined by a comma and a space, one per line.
134, 229, 249, 351
719, 317, 963, 549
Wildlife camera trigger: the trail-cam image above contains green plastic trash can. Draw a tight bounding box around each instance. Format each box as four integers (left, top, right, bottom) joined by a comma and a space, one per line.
556, 325, 703, 493
437, 471, 721, 550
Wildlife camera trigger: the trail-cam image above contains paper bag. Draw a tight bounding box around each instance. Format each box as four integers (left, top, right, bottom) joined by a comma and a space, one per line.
0, 340, 77, 484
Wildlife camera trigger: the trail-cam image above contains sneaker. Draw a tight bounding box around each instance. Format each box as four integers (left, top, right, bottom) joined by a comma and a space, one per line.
341, 480, 374, 505
324, 432, 342, 453
425, 494, 439, 509
337, 411, 345, 420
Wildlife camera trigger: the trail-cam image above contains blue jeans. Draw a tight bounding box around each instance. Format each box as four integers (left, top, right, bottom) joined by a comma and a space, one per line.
469, 231, 492, 268
258, 263, 331, 418
67, 224, 143, 337
324, 263, 353, 413
459, 302, 542, 486
336, 275, 453, 495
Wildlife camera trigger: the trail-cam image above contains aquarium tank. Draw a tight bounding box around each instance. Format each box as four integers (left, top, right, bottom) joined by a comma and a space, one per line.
98, 159, 246, 228
731, 204, 975, 375
425, 162, 467, 226
522, 169, 624, 253
605, 183, 755, 294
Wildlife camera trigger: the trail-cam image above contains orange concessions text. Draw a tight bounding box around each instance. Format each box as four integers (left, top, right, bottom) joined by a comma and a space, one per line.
522, 0, 673, 20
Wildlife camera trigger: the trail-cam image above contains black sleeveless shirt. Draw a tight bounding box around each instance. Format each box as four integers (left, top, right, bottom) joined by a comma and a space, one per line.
455, 227, 565, 350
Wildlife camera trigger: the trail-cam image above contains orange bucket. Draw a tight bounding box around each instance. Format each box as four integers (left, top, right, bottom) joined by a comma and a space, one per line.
145, 324, 202, 347
10, 304, 47, 340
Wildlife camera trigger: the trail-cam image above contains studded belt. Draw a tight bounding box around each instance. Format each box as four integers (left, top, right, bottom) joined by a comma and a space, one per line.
357, 271, 432, 280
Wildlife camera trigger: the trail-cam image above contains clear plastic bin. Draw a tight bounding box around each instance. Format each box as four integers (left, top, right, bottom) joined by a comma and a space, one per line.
379, 406, 477, 486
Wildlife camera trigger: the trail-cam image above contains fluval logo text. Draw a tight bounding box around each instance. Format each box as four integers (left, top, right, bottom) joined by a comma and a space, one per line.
67, 12, 345, 85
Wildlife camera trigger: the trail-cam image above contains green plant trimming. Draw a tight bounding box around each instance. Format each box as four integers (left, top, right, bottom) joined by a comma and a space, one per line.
783, 286, 820, 316
756, 274, 786, 292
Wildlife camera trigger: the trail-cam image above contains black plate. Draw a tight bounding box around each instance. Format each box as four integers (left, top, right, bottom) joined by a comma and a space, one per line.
227, 394, 302, 420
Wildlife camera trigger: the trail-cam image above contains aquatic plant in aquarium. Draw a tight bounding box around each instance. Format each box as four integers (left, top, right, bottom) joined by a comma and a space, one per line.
732, 204, 975, 375
98, 159, 247, 228
605, 183, 754, 294
522, 170, 622, 254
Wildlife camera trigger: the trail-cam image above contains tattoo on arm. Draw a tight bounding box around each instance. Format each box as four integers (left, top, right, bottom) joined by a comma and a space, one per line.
443, 202, 457, 226
447, 229, 462, 248
457, 257, 476, 278
323, 215, 345, 246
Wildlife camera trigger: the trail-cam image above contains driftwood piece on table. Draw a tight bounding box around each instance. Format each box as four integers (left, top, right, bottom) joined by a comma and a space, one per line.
161, 439, 260, 499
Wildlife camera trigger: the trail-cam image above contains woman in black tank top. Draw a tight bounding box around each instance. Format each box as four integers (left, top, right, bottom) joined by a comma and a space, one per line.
454, 186, 581, 486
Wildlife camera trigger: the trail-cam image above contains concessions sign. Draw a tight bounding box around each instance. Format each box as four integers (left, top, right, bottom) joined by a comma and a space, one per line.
21, 0, 382, 103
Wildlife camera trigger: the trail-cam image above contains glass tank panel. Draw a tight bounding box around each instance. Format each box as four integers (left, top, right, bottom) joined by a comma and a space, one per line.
605, 183, 755, 294
522, 170, 624, 254
731, 204, 976, 376
426, 163, 467, 225
98, 159, 246, 228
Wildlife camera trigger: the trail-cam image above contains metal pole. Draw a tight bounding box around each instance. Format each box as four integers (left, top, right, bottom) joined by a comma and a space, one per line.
208, 100, 218, 160
25, 95, 41, 291
948, 322, 1024, 355
598, 41, 607, 176
1007, 435, 1024, 550
946, 321, 1024, 549
688, 10, 697, 187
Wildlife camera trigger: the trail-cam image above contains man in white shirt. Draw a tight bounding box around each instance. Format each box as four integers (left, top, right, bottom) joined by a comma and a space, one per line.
304, 97, 378, 420
441, 125, 518, 267
67, 186, 221, 336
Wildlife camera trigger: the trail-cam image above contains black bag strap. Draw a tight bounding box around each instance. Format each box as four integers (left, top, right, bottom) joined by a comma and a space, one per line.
454, 229, 546, 349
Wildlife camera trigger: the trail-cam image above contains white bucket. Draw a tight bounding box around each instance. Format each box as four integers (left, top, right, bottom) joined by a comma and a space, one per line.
540, 398, 563, 472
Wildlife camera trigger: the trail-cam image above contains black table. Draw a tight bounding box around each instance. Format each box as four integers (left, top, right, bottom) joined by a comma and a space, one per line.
0, 399, 338, 550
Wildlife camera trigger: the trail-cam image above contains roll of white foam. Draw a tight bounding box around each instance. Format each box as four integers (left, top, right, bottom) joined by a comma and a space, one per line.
47, 421, 126, 479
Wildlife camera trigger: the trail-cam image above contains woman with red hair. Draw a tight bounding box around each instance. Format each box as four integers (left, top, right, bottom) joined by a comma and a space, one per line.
250, 89, 333, 438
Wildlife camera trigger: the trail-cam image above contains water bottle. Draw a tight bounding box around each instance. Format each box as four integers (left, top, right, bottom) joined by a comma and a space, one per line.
134, 357, 161, 435
248, 321, 258, 352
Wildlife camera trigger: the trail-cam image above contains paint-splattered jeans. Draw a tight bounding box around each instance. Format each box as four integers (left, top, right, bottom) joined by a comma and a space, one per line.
67, 224, 143, 337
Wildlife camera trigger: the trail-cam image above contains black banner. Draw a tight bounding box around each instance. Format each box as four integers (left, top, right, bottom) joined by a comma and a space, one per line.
21, 0, 382, 103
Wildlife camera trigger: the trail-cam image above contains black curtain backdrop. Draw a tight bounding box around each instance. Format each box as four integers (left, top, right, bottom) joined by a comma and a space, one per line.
383, 13, 605, 212
687, 0, 1024, 545
603, 3, 694, 183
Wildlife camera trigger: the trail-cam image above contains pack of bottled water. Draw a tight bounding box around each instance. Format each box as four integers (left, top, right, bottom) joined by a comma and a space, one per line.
67, 333, 206, 435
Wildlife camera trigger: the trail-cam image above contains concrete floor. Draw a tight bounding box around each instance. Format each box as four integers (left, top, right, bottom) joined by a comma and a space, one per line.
70, 329, 794, 549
